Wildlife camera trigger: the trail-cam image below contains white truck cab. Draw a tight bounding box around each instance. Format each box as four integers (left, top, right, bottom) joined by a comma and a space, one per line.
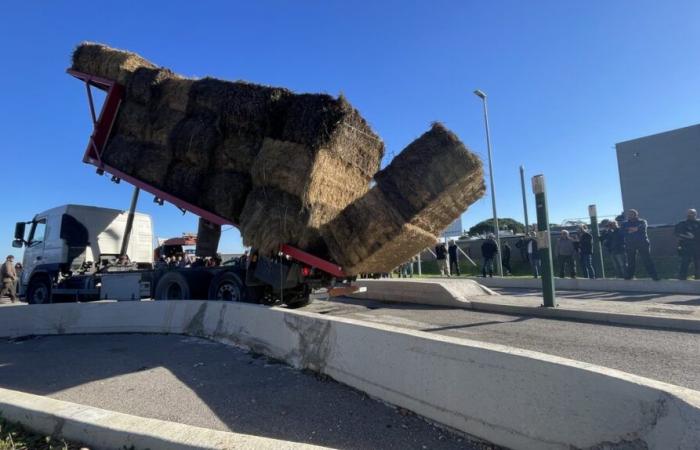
13, 204, 153, 302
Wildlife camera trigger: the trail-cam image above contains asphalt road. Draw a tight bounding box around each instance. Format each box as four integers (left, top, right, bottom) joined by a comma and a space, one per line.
0, 334, 498, 450
304, 297, 700, 391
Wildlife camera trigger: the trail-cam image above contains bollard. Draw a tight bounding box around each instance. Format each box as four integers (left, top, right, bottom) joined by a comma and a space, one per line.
532, 175, 556, 307
588, 204, 605, 279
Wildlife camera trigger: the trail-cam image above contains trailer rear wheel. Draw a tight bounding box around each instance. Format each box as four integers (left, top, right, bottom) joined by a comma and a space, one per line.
27, 276, 51, 305
154, 272, 191, 300
208, 272, 244, 302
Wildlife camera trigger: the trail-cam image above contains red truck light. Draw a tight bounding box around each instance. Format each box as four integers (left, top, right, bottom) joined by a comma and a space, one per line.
301, 266, 312, 277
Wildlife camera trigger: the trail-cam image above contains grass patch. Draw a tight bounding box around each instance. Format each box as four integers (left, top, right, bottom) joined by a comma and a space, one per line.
0, 418, 85, 450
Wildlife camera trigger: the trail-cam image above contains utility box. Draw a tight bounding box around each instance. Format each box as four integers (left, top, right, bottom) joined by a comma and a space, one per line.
100, 273, 149, 301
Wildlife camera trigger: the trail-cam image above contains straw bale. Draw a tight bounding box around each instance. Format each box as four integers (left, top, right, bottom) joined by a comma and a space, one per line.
101, 135, 141, 175
72, 42, 155, 85
212, 134, 262, 172
169, 116, 221, 167
375, 123, 485, 234
250, 139, 313, 199
165, 161, 203, 204
200, 171, 251, 223
156, 77, 193, 113
128, 67, 173, 105
239, 188, 308, 254
188, 78, 290, 135
278, 94, 384, 178
111, 101, 151, 141
134, 143, 172, 188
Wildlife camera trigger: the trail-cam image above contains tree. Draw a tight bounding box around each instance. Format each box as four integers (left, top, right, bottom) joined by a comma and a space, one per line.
468, 218, 526, 236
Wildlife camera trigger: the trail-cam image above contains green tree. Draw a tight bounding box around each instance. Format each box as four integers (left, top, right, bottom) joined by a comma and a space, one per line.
468, 218, 526, 236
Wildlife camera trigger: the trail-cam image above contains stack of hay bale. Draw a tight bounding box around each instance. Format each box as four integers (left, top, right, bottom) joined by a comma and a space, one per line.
71, 43, 485, 275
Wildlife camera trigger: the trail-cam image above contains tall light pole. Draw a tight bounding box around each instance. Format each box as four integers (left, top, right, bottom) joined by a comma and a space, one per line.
519, 165, 530, 233
474, 89, 503, 276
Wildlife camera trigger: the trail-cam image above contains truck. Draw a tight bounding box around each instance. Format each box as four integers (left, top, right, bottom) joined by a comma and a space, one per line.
10, 69, 360, 307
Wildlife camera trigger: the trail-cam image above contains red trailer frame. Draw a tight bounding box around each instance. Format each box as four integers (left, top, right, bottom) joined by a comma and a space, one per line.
68, 69, 347, 279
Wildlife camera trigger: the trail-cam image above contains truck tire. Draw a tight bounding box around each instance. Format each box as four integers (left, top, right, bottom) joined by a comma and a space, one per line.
27, 276, 52, 305
154, 272, 191, 300
208, 272, 244, 302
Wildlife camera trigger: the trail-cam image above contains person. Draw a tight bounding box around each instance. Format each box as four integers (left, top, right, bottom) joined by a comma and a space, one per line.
448, 240, 461, 276
556, 230, 577, 278
435, 241, 450, 276
577, 225, 595, 279
480, 235, 498, 278
622, 209, 659, 280
526, 232, 541, 278
1, 255, 18, 303
600, 221, 627, 278
14, 262, 23, 296
515, 237, 528, 263
674, 208, 700, 280
501, 242, 512, 275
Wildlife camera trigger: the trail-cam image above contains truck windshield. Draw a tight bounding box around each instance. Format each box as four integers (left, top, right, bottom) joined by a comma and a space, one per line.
28, 219, 46, 246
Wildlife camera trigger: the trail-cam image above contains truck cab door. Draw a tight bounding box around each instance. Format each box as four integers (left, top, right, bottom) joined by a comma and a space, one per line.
22, 217, 47, 285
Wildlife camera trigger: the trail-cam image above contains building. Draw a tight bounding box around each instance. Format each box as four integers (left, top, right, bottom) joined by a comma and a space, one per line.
616, 123, 700, 226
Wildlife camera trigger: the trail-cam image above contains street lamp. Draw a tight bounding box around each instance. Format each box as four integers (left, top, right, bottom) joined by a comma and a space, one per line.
474, 89, 503, 276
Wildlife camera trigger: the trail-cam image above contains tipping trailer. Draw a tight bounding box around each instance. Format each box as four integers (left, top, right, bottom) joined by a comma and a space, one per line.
10, 70, 361, 307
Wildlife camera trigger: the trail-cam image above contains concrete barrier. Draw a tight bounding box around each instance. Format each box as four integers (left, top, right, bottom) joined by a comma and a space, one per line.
468, 275, 700, 294
350, 278, 495, 307
0, 386, 324, 450
1, 301, 699, 449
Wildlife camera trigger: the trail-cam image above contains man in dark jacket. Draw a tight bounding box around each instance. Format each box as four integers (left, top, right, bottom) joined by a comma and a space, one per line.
674, 208, 700, 280
435, 241, 449, 276
601, 221, 626, 278
578, 225, 595, 279
501, 242, 512, 275
1, 255, 18, 303
622, 209, 659, 280
448, 240, 460, 276
481, 235, 498, 277
526, 232, 541, 278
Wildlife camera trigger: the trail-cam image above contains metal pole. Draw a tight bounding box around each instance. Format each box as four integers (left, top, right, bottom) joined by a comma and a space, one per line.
588, 204, 605, 279
532, 175, 556, 307
474, 90, 503, 276
520, 165, 530, 233
119, 186, 141, 257
417, 253, 422, 276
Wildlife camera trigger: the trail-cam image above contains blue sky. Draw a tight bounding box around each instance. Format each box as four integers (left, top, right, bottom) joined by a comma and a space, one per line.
1, 1, 699, 257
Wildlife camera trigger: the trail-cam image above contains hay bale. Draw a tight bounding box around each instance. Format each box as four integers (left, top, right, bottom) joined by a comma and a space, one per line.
375, 123, 486, 234
156, 76, 193, 113
165, 161, 203, 204
200, 171, 251, 223
112, 101, 151, 141
188, 78, 290, 135
213, 134, 262, 172
250, 138, 313, 199
239, 188, 308, 254
169, 116, 221, 167
278, 94, 384, 178
127, 67, 173, 105
101, 135, 141, 175
134, 144, 172, 188
72, 42, 155, 85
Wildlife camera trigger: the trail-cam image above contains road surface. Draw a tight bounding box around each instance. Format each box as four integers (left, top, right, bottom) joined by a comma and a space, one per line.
304, 297, 700, 391
0, 334, 497, 450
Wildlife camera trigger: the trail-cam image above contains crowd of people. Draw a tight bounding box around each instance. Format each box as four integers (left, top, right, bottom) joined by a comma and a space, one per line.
155, 253, 224, 269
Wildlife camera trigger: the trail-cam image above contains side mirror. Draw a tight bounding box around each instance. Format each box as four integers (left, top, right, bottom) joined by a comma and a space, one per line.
12, 239, 23, 248
14, 222, 26, 241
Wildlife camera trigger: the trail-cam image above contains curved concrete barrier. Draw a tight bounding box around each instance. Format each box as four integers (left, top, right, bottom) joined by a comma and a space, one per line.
349, 278, 496, 307
0, 386, 325, 450
0, 301, 699, 449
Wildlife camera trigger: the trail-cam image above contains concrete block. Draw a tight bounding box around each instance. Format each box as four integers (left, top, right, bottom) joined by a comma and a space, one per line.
0, 301, 699, 449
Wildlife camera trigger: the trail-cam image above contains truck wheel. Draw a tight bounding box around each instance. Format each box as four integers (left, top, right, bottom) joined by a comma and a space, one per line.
27, 277, 51, 305
208, 272, 244, 302
154, 272, 191, 300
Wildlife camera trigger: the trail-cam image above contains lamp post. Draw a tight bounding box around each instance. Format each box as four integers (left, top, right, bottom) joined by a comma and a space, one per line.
588, 204, 605, 279
474, 89, 503, 276
520, 165, 530, 233
532, 175, 556, 307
